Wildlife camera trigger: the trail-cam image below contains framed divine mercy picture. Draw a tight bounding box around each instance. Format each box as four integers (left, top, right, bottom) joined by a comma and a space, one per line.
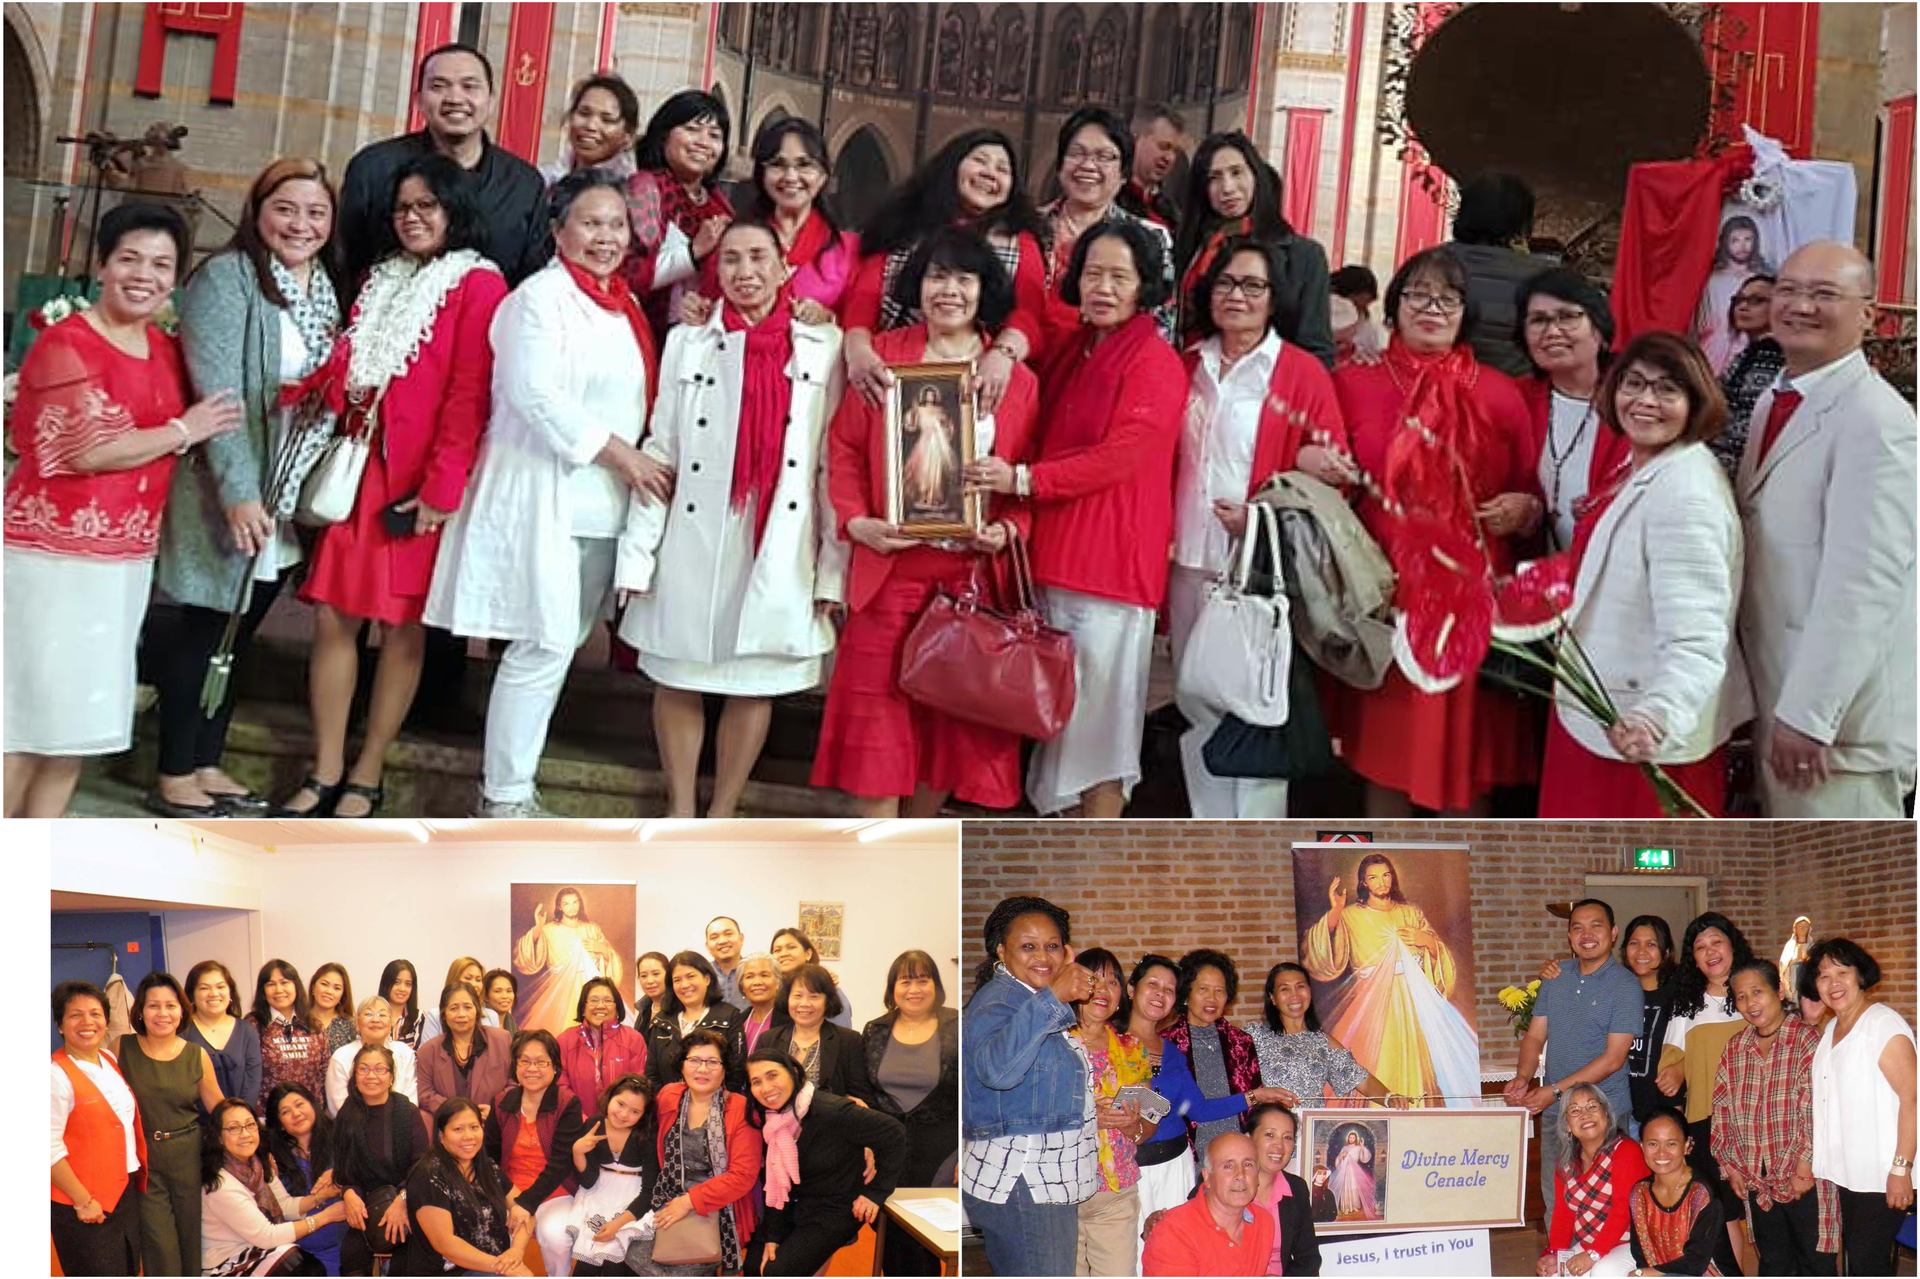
884, 360, 981, 538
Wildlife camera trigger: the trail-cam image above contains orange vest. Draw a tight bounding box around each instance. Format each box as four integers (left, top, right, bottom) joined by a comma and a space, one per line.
51, 1048, 148, 1211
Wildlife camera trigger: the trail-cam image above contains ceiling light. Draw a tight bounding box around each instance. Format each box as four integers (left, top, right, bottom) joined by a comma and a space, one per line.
856, 820, 901, 842
639, 819, 703, 842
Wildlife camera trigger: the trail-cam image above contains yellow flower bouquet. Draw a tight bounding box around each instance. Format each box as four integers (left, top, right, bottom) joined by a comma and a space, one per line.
1496, 978, 1543, 1036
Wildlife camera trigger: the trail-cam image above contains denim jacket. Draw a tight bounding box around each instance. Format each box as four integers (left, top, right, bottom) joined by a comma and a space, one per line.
961, 969, 1087, 1140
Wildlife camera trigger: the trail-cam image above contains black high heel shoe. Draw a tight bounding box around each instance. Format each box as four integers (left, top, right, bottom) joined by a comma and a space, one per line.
332, 780, 386, 819
272, 775, 344, 818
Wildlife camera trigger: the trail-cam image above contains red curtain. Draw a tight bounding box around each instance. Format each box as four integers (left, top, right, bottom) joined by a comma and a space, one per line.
1283, 110, 1327, 236
1878, 95, 1916, 305
136, 3, 245, 104
494, 2, 557, 162
407, 3, 456, 132
1703, 3, 1820, 156
1611, 150, 1751, 350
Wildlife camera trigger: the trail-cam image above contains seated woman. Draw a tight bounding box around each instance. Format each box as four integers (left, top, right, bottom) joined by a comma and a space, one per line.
743, 1049, 909, 1276
1627, 1110, 1726, 1278
483, 1028, 587, 1279
417, 957, 494, 1043
331, 1043, 431, 1276
567, 1073, 663, 1275
200, 1095, 344, 1277
324, 997, 418, 1116
557, 977, 649, 1119
629, 1028, 765, 1276
401, 1098, 535, 1277
1247, 1102, 1321, 1277
1536, 1084, 1650, 1277
644, 951, 743, 1087
757, 962, 876, 1104
417, 982, 514, 1120
262, 1083, 348, 1275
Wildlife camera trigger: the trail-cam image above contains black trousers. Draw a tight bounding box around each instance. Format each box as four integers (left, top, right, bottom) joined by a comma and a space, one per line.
742, 1209, 860, 1277
1838, 1186, 1906, 1277
1743, 1190, 1833, 1276
1682, 1117, 1744, 1276
145, 578, 285, 777
339, 1184, 403, 1276
51, 1189, 142, 1277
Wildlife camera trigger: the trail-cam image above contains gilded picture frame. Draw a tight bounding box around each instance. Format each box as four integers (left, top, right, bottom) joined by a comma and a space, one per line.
884, 360, 981, 539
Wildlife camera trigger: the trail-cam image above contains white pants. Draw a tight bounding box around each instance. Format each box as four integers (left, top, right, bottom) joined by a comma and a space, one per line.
1166, 564, 1290, 818
534, 1194, 576, 1277
481, 538, 617, 803
1133, 1154, 1197, 1273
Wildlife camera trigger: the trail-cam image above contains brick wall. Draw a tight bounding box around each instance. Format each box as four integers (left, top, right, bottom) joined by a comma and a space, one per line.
961, 820, 1915, 1078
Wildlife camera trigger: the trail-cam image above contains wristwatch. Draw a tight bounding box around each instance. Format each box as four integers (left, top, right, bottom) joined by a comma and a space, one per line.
1551, 1083, 1563, 1103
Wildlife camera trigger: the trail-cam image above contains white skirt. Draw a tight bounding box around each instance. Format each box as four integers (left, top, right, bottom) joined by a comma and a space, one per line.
1025, 586, 1154, 814
637, 506, 821, 698
4, 546, 154, 755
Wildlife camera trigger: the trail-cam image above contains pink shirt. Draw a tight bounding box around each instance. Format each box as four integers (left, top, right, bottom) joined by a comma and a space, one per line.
1259, 1175, 1294, 1275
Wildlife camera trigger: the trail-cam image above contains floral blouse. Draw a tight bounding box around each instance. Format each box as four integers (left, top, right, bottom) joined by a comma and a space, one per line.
1071, 1023, 1151, 1192
1248, 1025, 1369, 1104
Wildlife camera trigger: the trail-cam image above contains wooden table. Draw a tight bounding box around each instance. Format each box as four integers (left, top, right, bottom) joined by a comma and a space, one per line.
873, 1187, 961, 1276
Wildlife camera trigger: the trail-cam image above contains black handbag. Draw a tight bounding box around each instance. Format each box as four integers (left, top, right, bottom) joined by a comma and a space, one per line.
1202, 645, 1336, 780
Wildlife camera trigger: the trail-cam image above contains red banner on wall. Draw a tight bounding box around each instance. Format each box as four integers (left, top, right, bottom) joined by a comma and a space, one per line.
1704, 2, 1820, 156
1878, 95, 1915, 305
135, 2, 245, 104
598, 2, 618, 73
495, 2, 557, 163
1283, 109, 1327, 237
408, 3, 456, 132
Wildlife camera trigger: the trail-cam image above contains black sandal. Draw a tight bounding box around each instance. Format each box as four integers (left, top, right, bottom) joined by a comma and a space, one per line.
272, 775, 343, 818
332, 780, 386, 819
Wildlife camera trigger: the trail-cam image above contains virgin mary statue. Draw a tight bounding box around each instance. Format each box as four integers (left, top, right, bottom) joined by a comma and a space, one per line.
513, 886, 624, 1033
1301, 853, 1480, 1108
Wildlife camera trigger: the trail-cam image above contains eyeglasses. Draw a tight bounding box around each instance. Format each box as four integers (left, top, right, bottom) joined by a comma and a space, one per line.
765, 157, 823, 177
1564, 1103, 1606, 1119
392, 197, 441, 221
684, 1057, 723, 1070
1617, 372, 1687, 405
1064, 146, 1123, 170
1212, 273, 1272, 300
354, 1064, 392, 1077
1402, 290, 1465, 316
516, 1056, 553, 1070
1524, 308, 1588, 334
1772, 282, 1870, 307
1732, 293, 1771, 306
222, 1119, 260, 1134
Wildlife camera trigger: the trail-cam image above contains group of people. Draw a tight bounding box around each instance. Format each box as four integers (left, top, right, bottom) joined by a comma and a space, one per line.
6, 42, 1911, 823
51, 914, 958, 1276
963, 890, 1916, 1277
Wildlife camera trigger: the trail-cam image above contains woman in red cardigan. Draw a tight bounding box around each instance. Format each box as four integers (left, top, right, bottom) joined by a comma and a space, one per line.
1537, 1084, 1650, 1276
634, 1028, 765, 1274
279, 154, 507, 818
1323, 246, 1543, 816
1171, 237, 1353, 816
813, 228, 1040, 815
971, 220, 1186, 818
841, 129, 1049, 419
556, 978, 649, 1120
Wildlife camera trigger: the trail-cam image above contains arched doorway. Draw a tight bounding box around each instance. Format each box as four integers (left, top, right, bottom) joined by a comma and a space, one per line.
833, 126, 893, 230
4, 16, 40, 181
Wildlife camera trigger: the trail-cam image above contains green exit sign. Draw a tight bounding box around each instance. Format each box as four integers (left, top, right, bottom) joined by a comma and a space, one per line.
1634, 848, 1676, 870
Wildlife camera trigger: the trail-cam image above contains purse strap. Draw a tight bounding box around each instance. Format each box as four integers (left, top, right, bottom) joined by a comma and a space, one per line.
1224, 503, 1284, 597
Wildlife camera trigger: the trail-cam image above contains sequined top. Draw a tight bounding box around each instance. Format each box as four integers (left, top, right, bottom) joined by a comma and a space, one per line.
1248, 1024, 1369, 1103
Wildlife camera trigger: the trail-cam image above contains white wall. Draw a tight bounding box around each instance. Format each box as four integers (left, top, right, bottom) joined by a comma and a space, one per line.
242, 843, 957, 1027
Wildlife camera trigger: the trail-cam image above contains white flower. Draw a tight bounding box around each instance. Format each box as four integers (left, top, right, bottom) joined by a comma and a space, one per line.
1737, 174, 1783, 212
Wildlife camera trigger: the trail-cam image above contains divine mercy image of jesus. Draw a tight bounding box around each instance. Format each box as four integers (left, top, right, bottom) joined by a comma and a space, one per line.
1296, 849, 1481, 1108
510, 882, 631, 1034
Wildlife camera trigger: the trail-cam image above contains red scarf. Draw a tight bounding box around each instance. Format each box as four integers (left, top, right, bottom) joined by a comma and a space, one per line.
659, 172, 732, 237
1377, 338, 1495, 563
562, 256, 660, 415
1038, 312, 1163, 457
784, 210, 832, 271
1178, 218, 1253, 341
723, 302, 796, 548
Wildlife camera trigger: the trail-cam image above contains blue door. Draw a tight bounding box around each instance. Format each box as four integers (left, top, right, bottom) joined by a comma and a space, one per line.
51, 911, 166, 1053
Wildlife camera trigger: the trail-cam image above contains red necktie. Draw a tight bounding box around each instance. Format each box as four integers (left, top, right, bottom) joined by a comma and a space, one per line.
1755, 388, 1803, 464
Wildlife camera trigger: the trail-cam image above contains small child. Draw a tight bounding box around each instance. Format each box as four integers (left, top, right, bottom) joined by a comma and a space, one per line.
1626, 1109, 1723, 1277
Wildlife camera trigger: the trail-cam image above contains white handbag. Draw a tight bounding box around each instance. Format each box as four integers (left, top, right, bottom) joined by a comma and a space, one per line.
1176, 502, 1292, 726
295, 386, 383, 528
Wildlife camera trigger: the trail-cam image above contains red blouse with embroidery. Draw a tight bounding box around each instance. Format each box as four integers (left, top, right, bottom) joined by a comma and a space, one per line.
3, 315, 188, 561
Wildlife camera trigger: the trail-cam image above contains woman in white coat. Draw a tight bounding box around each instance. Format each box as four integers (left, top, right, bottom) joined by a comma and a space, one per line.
617, 218, 847, 817
1538, 331, 1751, 817
425, 171, 672, 818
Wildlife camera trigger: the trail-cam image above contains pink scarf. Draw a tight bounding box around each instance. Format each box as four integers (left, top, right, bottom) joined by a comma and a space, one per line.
722, 302, 796, 548
761, 1080, 814, 1209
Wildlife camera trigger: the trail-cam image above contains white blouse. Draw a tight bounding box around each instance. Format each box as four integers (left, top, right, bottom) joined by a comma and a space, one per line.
1536, 389, 1598, 551
1811, 1001, 1915, 1192
50, 1049, 139, 1174
1174, 331, 1280, 572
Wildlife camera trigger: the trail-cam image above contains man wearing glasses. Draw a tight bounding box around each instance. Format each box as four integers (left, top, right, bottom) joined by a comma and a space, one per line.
1736, 239, 1915, 817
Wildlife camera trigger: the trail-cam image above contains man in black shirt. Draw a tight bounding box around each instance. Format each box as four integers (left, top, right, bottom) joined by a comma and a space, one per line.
1118, 103, 1186, 231
337, 43, 548, 295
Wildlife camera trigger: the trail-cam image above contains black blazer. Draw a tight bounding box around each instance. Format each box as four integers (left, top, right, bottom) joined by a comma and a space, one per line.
758, 1021, 876, 1105
1274, 1170, 1323, 1276
643, 1001, 743, 1088
861, 1008, 959, 1187
750, 1093, 908, 1247
575, 1124, 662, 1220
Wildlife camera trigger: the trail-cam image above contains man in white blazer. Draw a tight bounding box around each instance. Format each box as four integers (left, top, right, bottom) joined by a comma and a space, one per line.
1736, 240, 1916, 817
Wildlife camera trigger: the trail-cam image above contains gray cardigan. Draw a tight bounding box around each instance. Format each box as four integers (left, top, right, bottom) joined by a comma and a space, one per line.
155, 250, 296, 611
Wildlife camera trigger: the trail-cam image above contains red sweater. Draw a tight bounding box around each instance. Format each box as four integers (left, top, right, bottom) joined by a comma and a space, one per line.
1547, 1136, 1650, 1257
842, 231, 1048, 355
1026, 315, 1187, 608
1182, 339, 1350, 499
827, 325, 1041, 612
653, 1084, 763, 1243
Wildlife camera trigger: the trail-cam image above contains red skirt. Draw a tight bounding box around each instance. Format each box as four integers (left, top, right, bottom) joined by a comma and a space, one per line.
1538, 714, 1727, 817
1321, 666, 1540, 812
811, 547, 1023, 808
299, 450, 440, 627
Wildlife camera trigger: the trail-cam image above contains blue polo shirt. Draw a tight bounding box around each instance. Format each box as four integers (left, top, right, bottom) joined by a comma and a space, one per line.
1536, 954, 1644, 1121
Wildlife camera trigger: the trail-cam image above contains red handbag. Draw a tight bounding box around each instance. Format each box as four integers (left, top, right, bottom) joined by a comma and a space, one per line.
897, 531, 1077, 740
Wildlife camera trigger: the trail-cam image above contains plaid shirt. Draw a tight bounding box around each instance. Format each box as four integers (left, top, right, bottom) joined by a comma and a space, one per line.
1709, 1020, 1840, 1254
